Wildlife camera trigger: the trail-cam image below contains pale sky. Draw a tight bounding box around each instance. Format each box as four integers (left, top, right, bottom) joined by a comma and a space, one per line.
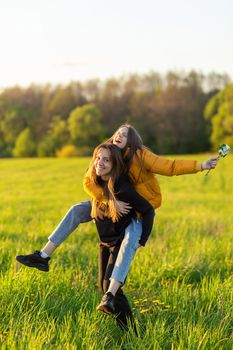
0, 0, 232, 88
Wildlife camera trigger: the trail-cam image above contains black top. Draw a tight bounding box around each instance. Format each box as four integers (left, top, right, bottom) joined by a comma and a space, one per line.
95, 175, 155, 247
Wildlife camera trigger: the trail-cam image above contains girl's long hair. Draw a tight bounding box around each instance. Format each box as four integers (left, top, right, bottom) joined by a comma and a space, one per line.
89, 143, 125, 222
106, 123, 144, 173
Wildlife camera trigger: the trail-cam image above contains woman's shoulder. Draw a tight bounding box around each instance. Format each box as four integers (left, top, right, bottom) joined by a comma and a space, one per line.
133, 146, 158, 162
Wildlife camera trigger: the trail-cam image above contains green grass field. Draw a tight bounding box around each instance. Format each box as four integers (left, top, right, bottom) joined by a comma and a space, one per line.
0, 155, 232, 350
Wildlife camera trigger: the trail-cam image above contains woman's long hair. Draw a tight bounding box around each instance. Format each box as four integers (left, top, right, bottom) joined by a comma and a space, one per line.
89, 143, 125, 222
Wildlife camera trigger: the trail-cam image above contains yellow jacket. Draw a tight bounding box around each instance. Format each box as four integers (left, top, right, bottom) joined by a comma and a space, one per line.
83, 147, 202, 209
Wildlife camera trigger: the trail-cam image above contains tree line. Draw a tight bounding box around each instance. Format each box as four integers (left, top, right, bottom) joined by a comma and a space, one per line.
0, 70, 232, 157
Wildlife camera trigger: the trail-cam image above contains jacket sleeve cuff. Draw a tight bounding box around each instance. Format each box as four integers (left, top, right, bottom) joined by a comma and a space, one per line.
196, 162, 202, 172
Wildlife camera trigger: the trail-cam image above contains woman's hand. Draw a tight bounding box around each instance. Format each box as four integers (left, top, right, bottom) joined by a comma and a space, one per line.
115, 200, 132, 217
201, 157, 219, 170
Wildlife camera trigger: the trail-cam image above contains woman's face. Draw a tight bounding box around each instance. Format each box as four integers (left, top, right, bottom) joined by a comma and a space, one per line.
94, 148, 113, 180
112, 127, 128, 149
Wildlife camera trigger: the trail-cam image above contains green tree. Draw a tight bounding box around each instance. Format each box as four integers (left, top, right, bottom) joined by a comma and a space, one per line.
204, 84, 233, 150
49, 116, 70, 147
148, 80, 210, 154
0, 129, 9, 157
13, 128, 36, 157
0, 109, 26, 145
98, 78, 128, 132
37, 137, 57, 157
37, 116, 70, 157
68, 103, 105, 153
48, 85, 86, 119
0, 86, 45, 154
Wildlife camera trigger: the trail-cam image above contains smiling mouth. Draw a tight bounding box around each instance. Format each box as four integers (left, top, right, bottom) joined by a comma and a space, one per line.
96, 166, 105, 171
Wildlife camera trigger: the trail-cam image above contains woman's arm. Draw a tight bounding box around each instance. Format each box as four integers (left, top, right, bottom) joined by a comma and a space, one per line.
140, 148, 202, 176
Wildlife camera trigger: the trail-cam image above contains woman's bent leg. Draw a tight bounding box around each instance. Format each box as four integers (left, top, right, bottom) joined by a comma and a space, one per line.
16, 201, 92, 270
110, 218, 142, 284
48, 201, 92, 246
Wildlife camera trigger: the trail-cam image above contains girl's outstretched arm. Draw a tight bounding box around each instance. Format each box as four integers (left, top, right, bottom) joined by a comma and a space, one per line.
138, 148, 218, 176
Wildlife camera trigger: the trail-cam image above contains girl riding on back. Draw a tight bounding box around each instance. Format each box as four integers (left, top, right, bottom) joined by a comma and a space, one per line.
16, 124, 218, 312
83, 124, 219, 310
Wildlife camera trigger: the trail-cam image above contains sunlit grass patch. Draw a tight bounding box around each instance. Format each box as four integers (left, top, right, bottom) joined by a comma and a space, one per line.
0, 156, 232, 349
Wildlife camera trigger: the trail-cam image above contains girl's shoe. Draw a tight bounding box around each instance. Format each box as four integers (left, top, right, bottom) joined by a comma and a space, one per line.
16, 251, 50, 272
97, 292, 115, 314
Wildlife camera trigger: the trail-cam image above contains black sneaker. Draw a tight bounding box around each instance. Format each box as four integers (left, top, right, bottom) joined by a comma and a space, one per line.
97, 292, 115, 315
16, 250, 50, 272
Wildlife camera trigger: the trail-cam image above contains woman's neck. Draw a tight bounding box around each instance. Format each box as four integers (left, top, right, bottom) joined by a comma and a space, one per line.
101, 175, 110, 181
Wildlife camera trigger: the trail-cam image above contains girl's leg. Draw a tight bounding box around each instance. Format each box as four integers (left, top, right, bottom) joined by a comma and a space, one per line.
109, 218, 143, 290
109, 212, 155, 290
40, 241, 57, 257
46, 201, 92, 251
98, 244, 136, 332
97, 244, 121, 314
16, 201, 92, 270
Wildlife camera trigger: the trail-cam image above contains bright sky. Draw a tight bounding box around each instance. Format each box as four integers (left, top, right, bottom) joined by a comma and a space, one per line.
0, 0, 232, 88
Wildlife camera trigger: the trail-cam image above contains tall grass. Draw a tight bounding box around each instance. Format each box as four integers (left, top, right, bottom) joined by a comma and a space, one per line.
0, 155, 232, 349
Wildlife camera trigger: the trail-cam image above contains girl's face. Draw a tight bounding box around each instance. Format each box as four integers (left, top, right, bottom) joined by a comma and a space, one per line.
94, 148, 113, 180
113, 127, 128, 149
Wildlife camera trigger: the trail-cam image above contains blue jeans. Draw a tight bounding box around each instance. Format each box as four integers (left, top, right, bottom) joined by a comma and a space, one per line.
48, 201, 92, 245
110, 218, 143, 283
49, 202, 147, 284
